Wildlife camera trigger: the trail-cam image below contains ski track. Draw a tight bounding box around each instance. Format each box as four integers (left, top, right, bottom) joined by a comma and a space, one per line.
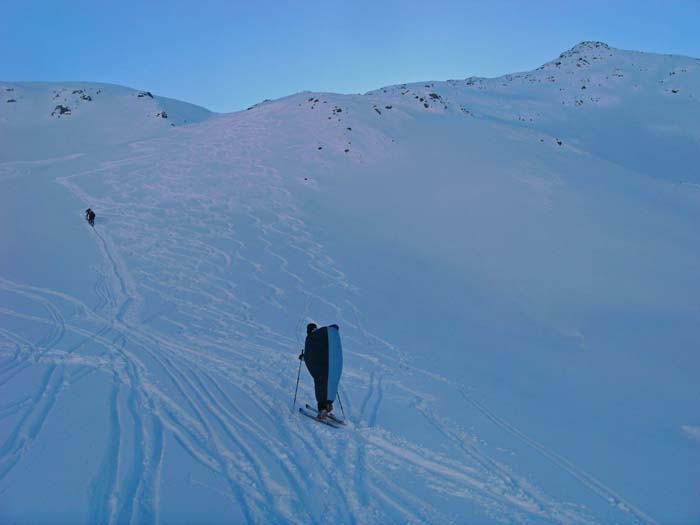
0, 124, 656, 524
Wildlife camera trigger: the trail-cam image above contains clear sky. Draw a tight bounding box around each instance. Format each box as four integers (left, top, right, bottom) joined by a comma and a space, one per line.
2, 0, 699, 112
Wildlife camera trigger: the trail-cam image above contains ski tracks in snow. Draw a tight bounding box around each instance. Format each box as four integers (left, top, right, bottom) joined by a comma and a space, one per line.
0, 121, 656, 524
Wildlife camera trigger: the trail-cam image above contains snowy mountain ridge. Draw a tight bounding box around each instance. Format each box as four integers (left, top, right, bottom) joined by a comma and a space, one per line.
0, 81, 211, 161
0, 42, 699, 524
240, 40, 699, 187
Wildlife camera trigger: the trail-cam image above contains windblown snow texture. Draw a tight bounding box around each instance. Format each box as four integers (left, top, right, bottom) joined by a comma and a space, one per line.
304, 325, 343, 405
1, 42, 699, 524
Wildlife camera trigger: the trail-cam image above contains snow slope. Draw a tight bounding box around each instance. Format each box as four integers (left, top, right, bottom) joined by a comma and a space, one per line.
1, 42, 699, 524
0, 81, 212, 161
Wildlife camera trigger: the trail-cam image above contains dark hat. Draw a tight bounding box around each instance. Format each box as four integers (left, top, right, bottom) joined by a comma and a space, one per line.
306, 323, 318, 335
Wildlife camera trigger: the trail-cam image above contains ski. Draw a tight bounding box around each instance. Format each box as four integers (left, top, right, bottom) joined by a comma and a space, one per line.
299, 406, 342, 428
305, 404, 347, 425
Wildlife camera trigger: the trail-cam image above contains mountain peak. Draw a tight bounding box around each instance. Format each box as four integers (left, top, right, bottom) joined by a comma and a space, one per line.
556, 40, 613, 62
570, 40, 611, 52
534, 40, 615, 72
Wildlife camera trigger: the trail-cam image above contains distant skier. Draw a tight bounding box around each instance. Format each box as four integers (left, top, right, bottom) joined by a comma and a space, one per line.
299, 323, 343, 419
85, 208, 95, 226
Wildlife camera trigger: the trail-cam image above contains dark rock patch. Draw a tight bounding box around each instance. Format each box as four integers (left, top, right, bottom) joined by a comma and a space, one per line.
51, 104, 71, 116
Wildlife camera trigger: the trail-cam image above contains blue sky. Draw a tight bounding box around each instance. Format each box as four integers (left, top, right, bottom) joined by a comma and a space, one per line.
2, 0, 699, 112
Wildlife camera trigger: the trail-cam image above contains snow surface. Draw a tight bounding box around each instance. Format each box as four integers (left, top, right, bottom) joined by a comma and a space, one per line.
1, 42, 699, 524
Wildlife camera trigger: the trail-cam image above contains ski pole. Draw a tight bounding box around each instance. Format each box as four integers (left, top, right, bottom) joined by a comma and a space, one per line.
337, 389, 346, 420
292, 351, 303, 411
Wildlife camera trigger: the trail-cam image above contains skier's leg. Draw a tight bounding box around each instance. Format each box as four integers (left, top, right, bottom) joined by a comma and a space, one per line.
314, 376, 328, 412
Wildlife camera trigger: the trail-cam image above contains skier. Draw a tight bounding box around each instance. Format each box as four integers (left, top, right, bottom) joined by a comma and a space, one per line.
85, 208, 95, 226
299, 323, 343, 419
